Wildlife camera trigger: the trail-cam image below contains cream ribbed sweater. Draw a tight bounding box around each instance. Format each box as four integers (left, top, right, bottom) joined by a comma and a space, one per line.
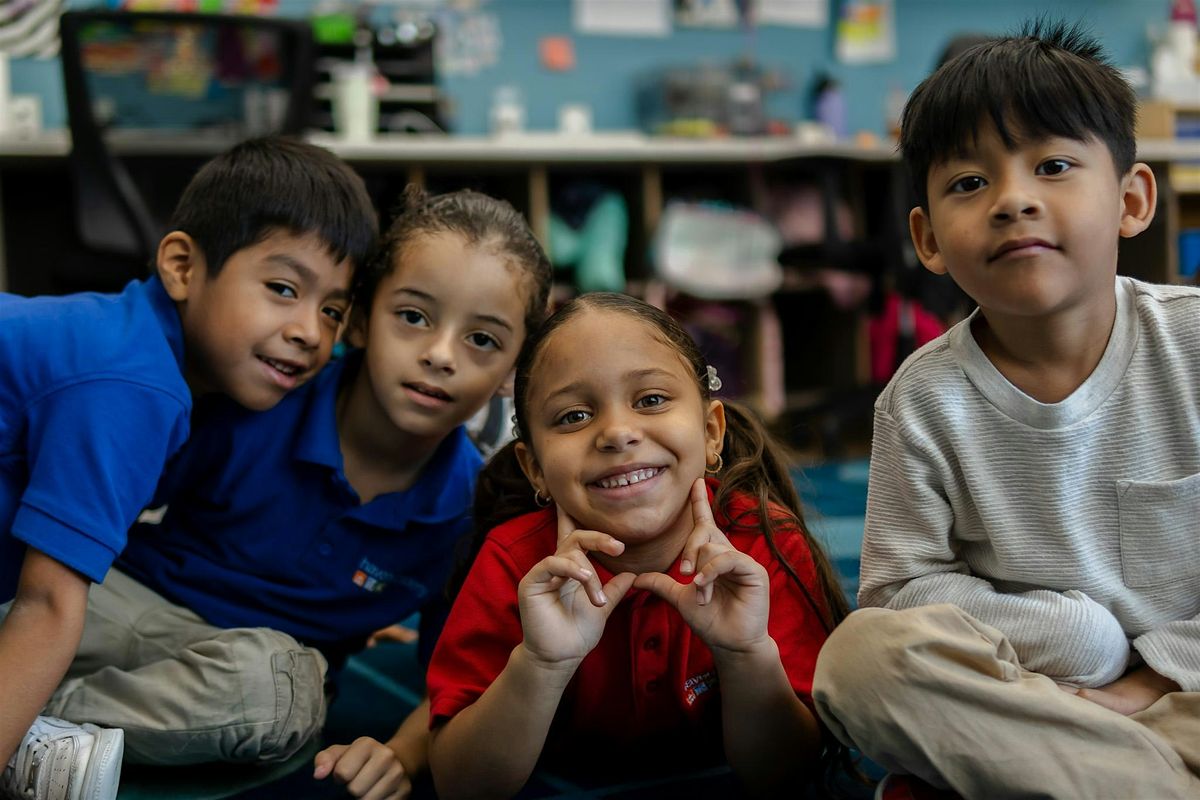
860, 276, 1200, 690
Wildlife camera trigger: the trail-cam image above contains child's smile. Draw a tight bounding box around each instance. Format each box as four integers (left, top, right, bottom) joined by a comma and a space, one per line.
177, 230, 353, 411
589, 464, 665, 492
518, 308, 724, 569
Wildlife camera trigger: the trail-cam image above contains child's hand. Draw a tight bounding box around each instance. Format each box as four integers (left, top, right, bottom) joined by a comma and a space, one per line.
365, 624, 418, 648
518, 504, 636, 668
634, 479, 771, 654
314, 737, 412, 799
1061, 664, 1180, 716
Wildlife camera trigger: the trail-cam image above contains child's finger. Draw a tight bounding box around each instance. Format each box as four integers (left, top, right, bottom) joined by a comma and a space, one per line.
313, 744, 345, 779
693, 550, 764, 591
598, 572, 637, 616
559, 528, 625, 559
346, 747, 405, 798
361, 763, 410, 800
679, 480, 714, 574
691, 477, 717, 525
555, 502, 578, 543
524, 555, 594, 590
366, 624, 418, 647
562, 548, 611, 606
694, 482, 733, 549
632, 571, 681, 604
524, 555, 612, 606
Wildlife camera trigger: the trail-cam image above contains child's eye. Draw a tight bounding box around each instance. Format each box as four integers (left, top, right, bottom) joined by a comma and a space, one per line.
555, 409, 591, 426
467, 331, 500, 350
267, 282, 297, 299
397, 308, 428, 326
1036, 159, 1072, 176
949, 175, 985, 193
634, 393, 668, 409
323, 306, 346, 324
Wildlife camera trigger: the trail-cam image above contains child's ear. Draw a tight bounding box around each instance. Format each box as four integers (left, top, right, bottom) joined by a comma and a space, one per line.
495, 369, 515, 399
704, 399, 726, 462
343, 306, 368, 349
909, 206, 947, 276
514, 440, 545, 496
1118, 162, 1157, 239
156, 231, 204, 301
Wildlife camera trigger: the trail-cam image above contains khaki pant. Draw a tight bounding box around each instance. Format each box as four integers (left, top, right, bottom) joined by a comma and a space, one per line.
813, 605, 1200, 800
2, 569, 328, 766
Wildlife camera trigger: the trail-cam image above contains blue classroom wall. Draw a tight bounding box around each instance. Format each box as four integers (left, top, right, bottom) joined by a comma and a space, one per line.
17, 0, 1160, 136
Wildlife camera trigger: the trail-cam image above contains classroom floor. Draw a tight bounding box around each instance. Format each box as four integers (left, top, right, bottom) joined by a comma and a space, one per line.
115, 459, 871, 799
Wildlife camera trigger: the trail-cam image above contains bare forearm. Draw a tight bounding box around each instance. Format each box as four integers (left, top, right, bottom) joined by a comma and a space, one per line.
714, 637, 822, 795
429, 645, 576, 800
385, 697, 431, 779
0, 552, 89, 763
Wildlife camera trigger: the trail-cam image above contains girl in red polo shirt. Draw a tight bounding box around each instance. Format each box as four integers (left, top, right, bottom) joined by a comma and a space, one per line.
425, 292, 849, 798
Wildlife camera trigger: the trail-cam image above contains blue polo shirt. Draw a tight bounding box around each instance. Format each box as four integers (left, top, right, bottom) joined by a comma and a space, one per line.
118, 350, 483, 668
0, 278, 191, 601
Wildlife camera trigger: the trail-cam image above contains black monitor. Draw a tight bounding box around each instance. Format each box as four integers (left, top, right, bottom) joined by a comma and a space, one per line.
56, 10, 315, 282
60, 10, 314, 140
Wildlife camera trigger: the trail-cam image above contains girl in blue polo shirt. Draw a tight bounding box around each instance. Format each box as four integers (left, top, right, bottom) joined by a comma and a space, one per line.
41, 187, 553, 798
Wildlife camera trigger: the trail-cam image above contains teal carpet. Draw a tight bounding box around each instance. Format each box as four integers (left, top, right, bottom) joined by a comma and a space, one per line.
116, 460, 870, 799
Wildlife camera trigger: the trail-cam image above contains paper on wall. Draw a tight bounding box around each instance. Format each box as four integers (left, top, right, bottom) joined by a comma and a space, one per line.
574, 0, 671, 37
756, 0, 827, 28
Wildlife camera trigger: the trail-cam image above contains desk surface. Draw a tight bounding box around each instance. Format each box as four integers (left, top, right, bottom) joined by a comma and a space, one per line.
4, 130, 1200, 164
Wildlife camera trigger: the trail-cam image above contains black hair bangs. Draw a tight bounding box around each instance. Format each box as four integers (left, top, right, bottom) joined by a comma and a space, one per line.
901, 20, 1136, 208
168, 137, 378, 279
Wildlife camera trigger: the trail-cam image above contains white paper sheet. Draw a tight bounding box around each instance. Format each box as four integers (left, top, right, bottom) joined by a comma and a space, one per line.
756, 0, 827, 28
574, 0, 671, 37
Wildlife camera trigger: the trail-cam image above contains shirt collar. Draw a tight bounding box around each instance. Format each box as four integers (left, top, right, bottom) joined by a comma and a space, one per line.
293, 350, 485, 524
142, 276, 186, 375
389, 425, 482, 524
292, 352, 354, 470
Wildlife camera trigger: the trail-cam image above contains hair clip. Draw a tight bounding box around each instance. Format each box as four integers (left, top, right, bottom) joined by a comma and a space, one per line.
706, 365, 722, 393
511, 413, 522, 440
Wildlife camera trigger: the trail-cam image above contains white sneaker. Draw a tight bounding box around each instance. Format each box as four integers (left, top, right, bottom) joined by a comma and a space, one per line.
1, 716, 123, 800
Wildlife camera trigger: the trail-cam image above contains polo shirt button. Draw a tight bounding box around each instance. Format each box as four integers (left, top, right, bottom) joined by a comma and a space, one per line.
643, 636, 660, 651
318, 543, 333, 556
645, 678, 661, 693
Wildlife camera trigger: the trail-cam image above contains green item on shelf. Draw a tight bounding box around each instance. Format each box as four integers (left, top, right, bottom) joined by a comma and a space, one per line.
312, 12, 356, 46
548, 192, 628, 293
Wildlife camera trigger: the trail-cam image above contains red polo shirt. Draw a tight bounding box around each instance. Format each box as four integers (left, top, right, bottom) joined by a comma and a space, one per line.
427, 481, 830, 765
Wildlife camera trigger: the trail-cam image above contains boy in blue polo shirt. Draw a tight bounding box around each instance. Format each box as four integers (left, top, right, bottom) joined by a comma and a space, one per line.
0, 137, 377, 800
47, 187, 552, 797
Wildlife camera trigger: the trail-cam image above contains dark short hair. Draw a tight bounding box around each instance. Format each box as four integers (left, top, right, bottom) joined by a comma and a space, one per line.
900, 19, 1137, 209
355, 185, 553, 339
167, 136, 378, 277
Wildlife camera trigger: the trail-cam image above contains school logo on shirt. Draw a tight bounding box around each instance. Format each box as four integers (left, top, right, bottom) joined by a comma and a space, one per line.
351, 557, 394, 593
683, 670, 719, 706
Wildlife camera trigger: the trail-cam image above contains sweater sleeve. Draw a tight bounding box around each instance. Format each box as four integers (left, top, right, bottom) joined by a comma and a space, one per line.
1134, 620, 1200, 692
859, 407, 1129, 687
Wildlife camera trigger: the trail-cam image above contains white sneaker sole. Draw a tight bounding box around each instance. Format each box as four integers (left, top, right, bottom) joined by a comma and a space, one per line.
78, 727, 123, 800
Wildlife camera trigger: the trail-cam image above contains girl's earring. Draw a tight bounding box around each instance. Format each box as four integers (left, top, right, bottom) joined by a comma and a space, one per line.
705, 453, 723, 474
534, 489, 552, 507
